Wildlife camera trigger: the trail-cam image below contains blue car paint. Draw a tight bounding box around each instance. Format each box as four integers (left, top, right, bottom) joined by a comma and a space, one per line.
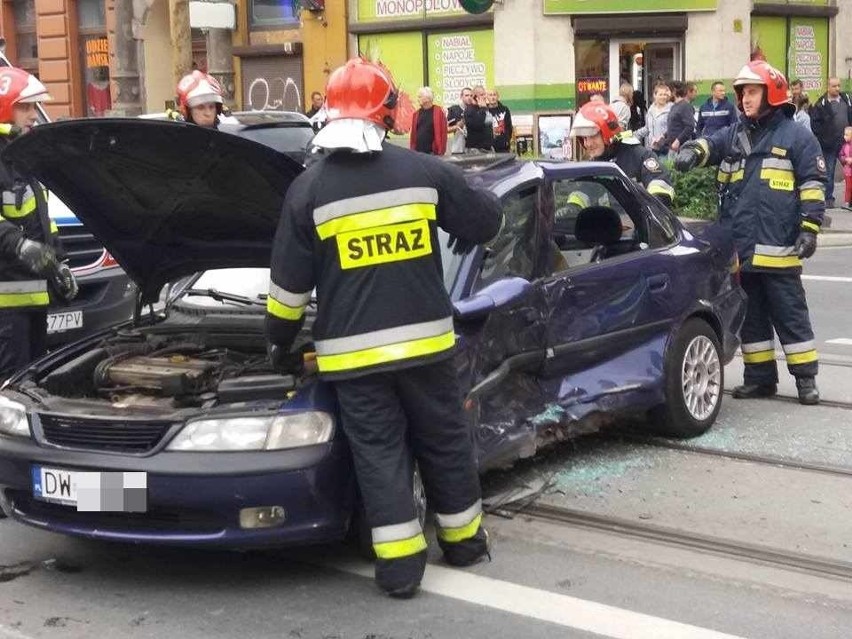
0, 157, 745, 548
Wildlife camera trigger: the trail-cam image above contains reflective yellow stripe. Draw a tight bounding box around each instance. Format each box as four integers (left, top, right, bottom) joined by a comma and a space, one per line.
315, 203, 436, 240
730, 169, 744, 182
0, 291, 49, 308
787, 350, 818, 365
266, 297, 305, 320
647, 180, 674, 198
373, 533, 428, 560
49, 220, 58, 234
567, 191, 591, 208
317, 330, 456, 373
437, 512, 483, 544
2, 197, 36, 219
800, 189, 824, 202
742, 350, 775, 364
760, 168, 794, 181
771, 147, 788, 157
751, 254, 802, 269
802, 220, 820, 234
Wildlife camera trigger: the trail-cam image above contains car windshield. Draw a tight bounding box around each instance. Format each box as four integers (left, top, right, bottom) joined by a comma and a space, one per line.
177, 230, 464, 309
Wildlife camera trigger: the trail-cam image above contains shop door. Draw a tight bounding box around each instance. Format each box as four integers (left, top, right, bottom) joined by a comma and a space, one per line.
608, 39, 682, 105
240, 56, 304, 112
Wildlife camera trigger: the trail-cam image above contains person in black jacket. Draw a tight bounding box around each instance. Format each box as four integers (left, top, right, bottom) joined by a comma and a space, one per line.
265, 58, 501, 599
809, 77, 852, 207
666, 81, 696, 154
486, 89, 513, 152
464, 86, 494, 151
696, 82, 737, 136
0, 67, 77, 379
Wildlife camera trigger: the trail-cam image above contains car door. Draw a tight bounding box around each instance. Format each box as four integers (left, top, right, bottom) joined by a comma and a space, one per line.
538, 167, 679, 379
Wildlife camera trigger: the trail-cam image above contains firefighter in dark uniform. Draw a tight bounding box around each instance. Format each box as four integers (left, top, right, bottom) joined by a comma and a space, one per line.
0, 67, 78, 379
170, 70, 232, 127
675, 60, 825, 405
264, 58, 502, 598
570, 102, 676, 207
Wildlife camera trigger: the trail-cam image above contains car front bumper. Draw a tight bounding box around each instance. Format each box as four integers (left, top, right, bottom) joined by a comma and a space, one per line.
0, 435, 356, 548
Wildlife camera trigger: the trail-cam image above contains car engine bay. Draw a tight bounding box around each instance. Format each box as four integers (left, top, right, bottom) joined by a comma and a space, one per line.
35, 327, 310, 409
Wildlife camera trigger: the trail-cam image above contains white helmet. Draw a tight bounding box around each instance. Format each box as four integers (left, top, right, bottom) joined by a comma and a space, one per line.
177, 71, 224, 118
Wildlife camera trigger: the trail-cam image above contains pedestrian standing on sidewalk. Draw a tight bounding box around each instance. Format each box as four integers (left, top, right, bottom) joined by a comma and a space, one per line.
265, 58, 500, 598
793, 94, 811, 131
809, 77, 852, 208
839, 126, 852, 208
610, 83, 634, 130
486, 89, 513, 152
409, 87, 447, 156
675, 60, 826, 405
464, 85, 494, 152
697, 82, 737, 137
635, 83, 672, 157
446, 88, 472, 155
665, 81, 696, 156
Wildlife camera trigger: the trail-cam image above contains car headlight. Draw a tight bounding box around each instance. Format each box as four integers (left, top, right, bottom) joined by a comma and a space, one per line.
0, 396, 30, 438
166, 412, 334, 452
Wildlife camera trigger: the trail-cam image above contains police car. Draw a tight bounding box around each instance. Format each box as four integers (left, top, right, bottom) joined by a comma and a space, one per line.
0, 119, 745, 548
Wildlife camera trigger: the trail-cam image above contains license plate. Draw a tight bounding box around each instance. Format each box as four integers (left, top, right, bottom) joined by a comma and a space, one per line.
47, 311, 83, 334
32, 466, 147, 512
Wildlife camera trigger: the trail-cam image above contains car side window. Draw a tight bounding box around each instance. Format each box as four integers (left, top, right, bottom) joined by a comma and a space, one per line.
476, 184, 539, 290
645, 202, 679, 248
550, 176, 647, 272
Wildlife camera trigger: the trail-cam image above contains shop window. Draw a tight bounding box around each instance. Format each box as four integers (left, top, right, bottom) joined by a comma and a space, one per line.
78, 0, 111, 117
13, 0, 37, 74
574, 39, 609, 107
250, 0, 299, 26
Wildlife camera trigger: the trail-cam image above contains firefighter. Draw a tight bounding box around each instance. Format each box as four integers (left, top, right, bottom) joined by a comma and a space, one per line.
675, 60, 825, 405
174, 70, 230, 127
0, 67, 78, 379
264, 58, 502, 598
570, 102, 676, 207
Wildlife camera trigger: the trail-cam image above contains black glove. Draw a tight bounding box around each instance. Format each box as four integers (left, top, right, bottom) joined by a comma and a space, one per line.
50, 262, 79, 302
15, 238, 58, 276
267, 343, 303, 374
446, 235, 477, 255
674, 141, 706, 173
795, 231, 817, 259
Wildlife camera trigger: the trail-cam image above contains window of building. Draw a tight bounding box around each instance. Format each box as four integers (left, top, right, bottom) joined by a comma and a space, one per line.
13, 0, 38, 74
250, 0, 299, 26
78, 0, 111, 117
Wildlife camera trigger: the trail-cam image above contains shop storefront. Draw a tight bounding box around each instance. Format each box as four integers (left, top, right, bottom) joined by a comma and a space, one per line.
349, 0, 495, 130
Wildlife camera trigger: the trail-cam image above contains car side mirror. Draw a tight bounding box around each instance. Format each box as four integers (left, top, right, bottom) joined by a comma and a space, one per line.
453, 277, 532, 321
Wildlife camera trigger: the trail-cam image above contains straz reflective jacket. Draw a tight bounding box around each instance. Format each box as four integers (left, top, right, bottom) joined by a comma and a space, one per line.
266, 143, 502, 380
0, 136, 59, 310
698, 109, 827, 272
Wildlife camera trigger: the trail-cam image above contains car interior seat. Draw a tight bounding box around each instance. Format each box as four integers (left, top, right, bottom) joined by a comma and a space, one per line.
574, 206, 624, 263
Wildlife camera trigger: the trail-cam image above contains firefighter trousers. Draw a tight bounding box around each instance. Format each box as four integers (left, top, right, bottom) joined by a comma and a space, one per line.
0, 310, 47, 381
740, 272, 818, 384
334, 357, 486, 592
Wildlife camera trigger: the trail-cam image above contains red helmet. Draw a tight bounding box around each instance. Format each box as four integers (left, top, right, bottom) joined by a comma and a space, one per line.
0, 67, 52, 123
324, 58, 399, 130
176, 70, 223, 119
570, 102, 622, 144
733, 60, 790, 108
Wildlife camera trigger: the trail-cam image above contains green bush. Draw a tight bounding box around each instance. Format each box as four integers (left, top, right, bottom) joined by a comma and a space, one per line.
669, 164, 719, 220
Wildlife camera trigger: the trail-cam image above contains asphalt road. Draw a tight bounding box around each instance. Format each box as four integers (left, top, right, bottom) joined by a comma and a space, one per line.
3, 243, 852, 639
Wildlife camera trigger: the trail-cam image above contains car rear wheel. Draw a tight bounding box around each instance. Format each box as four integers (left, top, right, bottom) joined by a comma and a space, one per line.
650, 318, 723, 438
354, 464, 427, 561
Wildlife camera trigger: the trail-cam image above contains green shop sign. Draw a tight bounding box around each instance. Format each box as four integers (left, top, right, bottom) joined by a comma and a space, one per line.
544, 0, 717, 14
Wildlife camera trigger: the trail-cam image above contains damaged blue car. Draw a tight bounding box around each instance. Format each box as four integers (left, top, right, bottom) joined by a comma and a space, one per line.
0, 120, 745, 548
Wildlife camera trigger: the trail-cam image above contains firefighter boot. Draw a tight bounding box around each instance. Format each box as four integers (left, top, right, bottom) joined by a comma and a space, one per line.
796, 377, 820, 406
440, 527, 491, 567
375, 551, 427, 599
732, 383, 777, 399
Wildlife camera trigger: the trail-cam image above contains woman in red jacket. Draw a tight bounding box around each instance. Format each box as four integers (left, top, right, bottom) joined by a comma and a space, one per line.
410, 87, 448, 155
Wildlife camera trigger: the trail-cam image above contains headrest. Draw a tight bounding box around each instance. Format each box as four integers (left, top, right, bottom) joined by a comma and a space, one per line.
574, 206, 623, 246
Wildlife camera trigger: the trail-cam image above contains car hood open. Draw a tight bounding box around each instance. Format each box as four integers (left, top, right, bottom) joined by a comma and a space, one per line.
4, 119, 304, 303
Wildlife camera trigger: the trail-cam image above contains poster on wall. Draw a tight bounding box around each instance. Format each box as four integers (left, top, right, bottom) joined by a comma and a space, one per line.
426, 30, 494, 108
788, 18, 828, 96
357, 32, 424, 135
